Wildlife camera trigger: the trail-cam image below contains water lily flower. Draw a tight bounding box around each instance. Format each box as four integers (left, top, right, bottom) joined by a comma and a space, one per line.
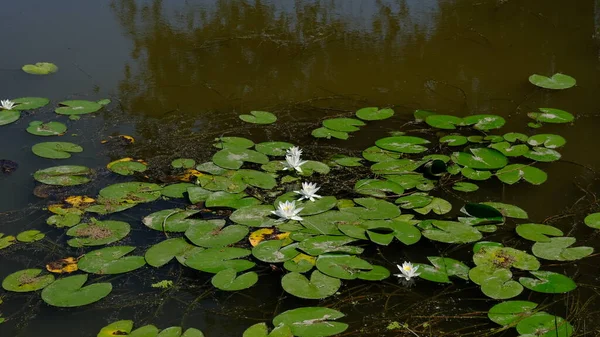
271, 200, 304, 221
283, 152, 307, 173
286, 146, 303, 158
1, 99, 16, 110
395, 261, 420, 281
294, 182, 322, 202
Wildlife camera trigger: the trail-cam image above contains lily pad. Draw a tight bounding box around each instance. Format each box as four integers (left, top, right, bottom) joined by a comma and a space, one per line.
528, 73, 576, 90
414, 197, 452, 215
481, 202, 528, 219
361, 146, 400, 162
243, 323, 292, 337
342, 198, 400, 220
252, 240, 299, 263
107, 158, 148, 176
452, 148, 508, 170
233, 169, 277, 189
523, 147, 561, 162
316, 254, 373, 280
440, 135, 467, 146
480, 269, 523, 300
375, 136, 430, 154
47, 213, 81, 228
516, 313, 573, 337
27, 121, 67, 136
185, 247, 254, 273
332, 155, 363, 167
354, 179, 404, 198
239, 111, 277, 124
489, 142, 529, 157
421, 220, 482, 244
143, 209, 201, 232
212, 148, 269, 169
584, 212, 600, 229
425, 115, 463, 129
97, 320, 134, 337
528, 108, 574, 124
16, 230, 45, 243
211, 268, 259, 291
145, 237, 198, 267
41, 274, 112, 307
519, 270, 576, 293
22, 62, 58, 75
298, 235, 361, 255
322, 118, 365, 132
213, 137, 255, 149
301, 211, 357, 235
99, 182, 162, 203
2, 269, 55, 292
78, 246, 146, 274
185, 220, 249, 247
516, 224, 563, 242
66, 219, 130, 247
311, 127, 349, 140
255, 142, 295, 156
171, 158, 196, 169
462, 114, 505, 130
461, 167, 493, 180
162, 183, 195, 198
298, 196, 337, 216
528, 134, 566, 148
395, 194, 433, 209
272, 307, 348, 337
230, 205, 279, 227
532, 237, 593, 261
32, 142, 83, 159
496, 164, 547, 185
0, 110, 20, 126
55, 100, 103, 115
371, 159, 421, 175
452, 182, 479, 192
205, 191, 261, 209
488, 300, 538, 326
281, 270, 341, 299
33, 165, 92, 186
355, 107, 394, 121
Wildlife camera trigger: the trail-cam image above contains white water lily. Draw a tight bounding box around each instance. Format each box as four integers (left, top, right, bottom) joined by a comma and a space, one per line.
271, 200, 304, 221
1, 99, 16, 110
286, 146, 303, 158
283, 153, 307, 173
395, 261, 420, 281
294, 182, 322, 202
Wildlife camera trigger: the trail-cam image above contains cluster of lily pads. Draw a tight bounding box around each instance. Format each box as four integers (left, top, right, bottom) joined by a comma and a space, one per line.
96, 307, 347, 337
0, 73, 591, 336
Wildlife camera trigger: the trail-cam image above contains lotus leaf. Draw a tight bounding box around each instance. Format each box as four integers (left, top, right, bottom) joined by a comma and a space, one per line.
0, 110, 20, 125
524, 147, 561, 162
528, 134, 566, 148
162, 183, 195, 198
107, 158, 148, 175
452, 182, 479, 192
414, 197, 452, 215
99, 182, 162, 203
354, 179, 404, 198
361, 146, 400, 162
205, 191, 261, 209
584, 212, 600, 229
315, 254, 372, 280
440, 135, 467, 146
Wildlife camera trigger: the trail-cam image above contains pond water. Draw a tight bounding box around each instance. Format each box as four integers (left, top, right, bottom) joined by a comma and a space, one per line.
2, 0, 600, 336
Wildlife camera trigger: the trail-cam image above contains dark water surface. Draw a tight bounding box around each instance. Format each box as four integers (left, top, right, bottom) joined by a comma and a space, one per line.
2, 0, 600, 336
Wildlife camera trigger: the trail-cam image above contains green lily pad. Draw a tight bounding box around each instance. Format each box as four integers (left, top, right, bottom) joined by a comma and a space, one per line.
145, 237, 198, 267
255, 142, 295, 156
462, 114, 505, 130
16, 230, 45, 243
55, 100, 103, 115
354, 179, 404, 198
480, 269, 523, 300
425, 115, 463, 129
496, 164, 547, 185
171, 158, 196, 169
461, 167, 493, 180
143, 209, 201, 232
584, 212, 600, 229
243, 323, 292, 337
416, 257, 470, 283
395, 194, 433, 209
375, 136, 430, 154
212, 148, 269, 170
0, 110, 20, 125
205, 191, 261, 209
504, 132, 529, 143
26, 121, 67, 136
41, 274, 112, 307
440, 135, 468, 146
239, 111, 277, 124
524, 147, 561, 162
2, 269, 55, 292
311, 127, 349, 140
519, 270, 576, 293
185, 247, 254, 273
528, 134, 566, 148
370, 159, 421, 175
488, 300, 538, 326
185, 220, 249, 247
356, 265, 390, 281
300, 211, 357, 235
107, 160, 147, 176
481, 202, 528, 219
528, 108, 574, 124
252, 241, 299, 263
97, 320, 133, 337
532, 237, 593, 261
11, 97, 50, 110
421, 220, 482, 244
315, 254, 373, 280
213, 136, 255, 149
196, 162, 228, 175
355, 107, 394, 121
473, 246, 540, 271
414, 197, 452, 215
281, 270, 341, 299
196, 174, 247, 193
32, 142, 83, 159
33, 165, 92, 186
47, 213, 81, 228
361, 146, 400, 162
66, 219, 130, 247
332, 155, 363, 167
299, 161, 330, 176
99, 182, 162, 203
22, 62, 58, 75
452, 148, 508, 170
230, 205, 278, 227
322, 118, 365, 132
298, 196, 337, 216
273, 307, 348, 337
211, 268, 258, 291
516, 313, 573, 337
342, 198, 400, 220
489, 142, 529, 157
158, 327, 182, 337
452, 182, 479, 192
162, 183, 195, 198
516, 224, 563, 242
529, 73, 576, 90
233, 169, 277, 189
78, 246, 146, 274
297, 235, 361, 255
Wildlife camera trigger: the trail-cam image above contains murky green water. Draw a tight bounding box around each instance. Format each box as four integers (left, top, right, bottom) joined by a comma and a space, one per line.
2, 0, 600, 336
